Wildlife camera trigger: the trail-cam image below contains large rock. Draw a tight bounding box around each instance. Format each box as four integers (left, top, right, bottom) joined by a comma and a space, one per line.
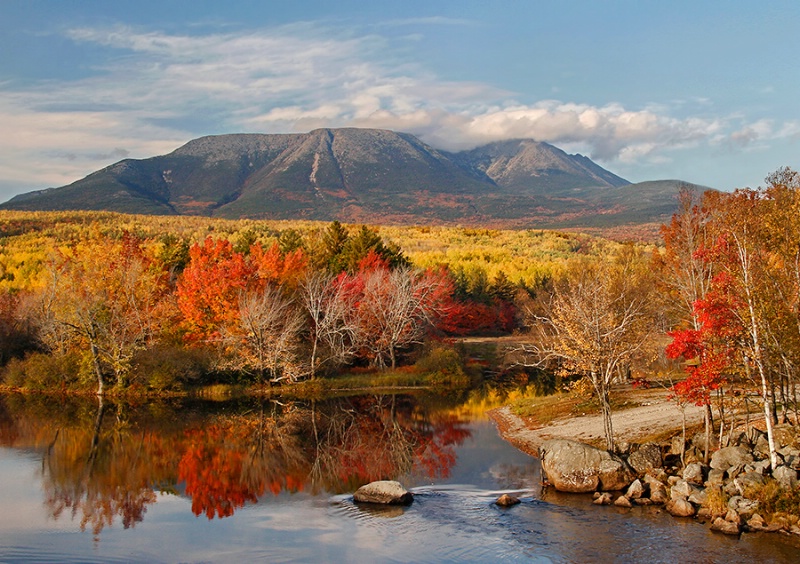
670, 478, 698, 500
773, 465, 799, 490
670, 436, 687, 456
627, 443, 663, 474
682, 462, 706, 485
692, 430, 719, 453
644, 474, 669, 504
772, 424, 798, 449
353, 481, 413, 505
666, 498, 696, 517
705, 469, 725, 488
711, 517, 741, 535
710, 446, 754, 472
733, 472, 765, 495
626, 479, 647, 499
495, 494, 521, 507
540, 439, 634, 493
728, 495, 759, 519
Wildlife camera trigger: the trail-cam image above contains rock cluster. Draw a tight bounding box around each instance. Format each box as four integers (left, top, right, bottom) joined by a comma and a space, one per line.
539, 426, 800, 537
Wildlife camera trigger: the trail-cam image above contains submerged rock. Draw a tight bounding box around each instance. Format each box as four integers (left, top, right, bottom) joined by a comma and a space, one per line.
614, 495, 633, 508
353, 481, 413, 505
711, 517, 741, 536
593, 493, 613, 505
540, 439, 634, 493
495, 494, 521, 507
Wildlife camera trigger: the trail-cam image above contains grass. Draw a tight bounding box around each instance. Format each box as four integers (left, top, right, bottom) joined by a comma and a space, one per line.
744, 480, 800, 518
217, 366, 473, 400
509, 381, 645, 429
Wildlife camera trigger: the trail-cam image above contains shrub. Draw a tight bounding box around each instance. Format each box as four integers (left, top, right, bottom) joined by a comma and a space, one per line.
744, 479, 800, 517
703, 486, 729, 517
415, 345, 470, 388
415, 345, 463, 374
130, 345, 211, 392
1, 351, 85, 391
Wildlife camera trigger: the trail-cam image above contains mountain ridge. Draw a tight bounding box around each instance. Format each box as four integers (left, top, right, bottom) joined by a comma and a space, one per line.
1, 127, 707, 229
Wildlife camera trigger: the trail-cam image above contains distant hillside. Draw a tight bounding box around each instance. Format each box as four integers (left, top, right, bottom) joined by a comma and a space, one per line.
1, 128, 709, 229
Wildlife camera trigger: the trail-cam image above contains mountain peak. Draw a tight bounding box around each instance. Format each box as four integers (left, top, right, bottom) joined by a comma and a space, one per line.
0, 127, 688, 230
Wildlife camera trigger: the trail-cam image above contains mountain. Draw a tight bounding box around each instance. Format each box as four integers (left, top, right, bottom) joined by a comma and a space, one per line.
0, 128, 701, 229
446, 139, 628, 193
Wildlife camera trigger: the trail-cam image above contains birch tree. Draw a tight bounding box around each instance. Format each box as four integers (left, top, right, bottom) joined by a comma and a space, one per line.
301, 271, 359, 379
233, 285, 305, 382
525, 251, 656, 450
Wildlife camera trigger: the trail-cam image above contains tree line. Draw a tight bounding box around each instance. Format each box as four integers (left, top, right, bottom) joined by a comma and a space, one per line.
0, 222, 517, 394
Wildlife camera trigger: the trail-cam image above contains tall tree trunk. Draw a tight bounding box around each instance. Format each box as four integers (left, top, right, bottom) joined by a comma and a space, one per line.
601, 391, 614, 452
310, 337, 318, 380
89, 339, 104, 397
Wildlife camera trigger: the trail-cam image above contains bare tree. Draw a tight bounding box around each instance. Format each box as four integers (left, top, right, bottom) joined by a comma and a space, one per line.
520, 252, 656, 451
357, 267, 448, 369
301, 271, 359, 379
233, 285, 305, 383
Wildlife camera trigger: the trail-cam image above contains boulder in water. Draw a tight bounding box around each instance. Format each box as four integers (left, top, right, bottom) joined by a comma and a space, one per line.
540, 439, 634, 493
353, 481, 413, 505
495, 494, 521, 507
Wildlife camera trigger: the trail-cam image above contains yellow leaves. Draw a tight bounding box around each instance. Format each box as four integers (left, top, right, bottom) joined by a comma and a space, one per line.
1, 210, 623, 295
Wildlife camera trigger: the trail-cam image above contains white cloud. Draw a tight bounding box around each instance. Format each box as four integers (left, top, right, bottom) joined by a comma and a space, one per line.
0, 22, 789, 200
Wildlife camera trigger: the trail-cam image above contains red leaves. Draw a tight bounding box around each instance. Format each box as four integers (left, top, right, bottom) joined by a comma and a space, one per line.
176, 237, 255, 342
665, 329, 702, 362
666, 268, 739, 406
250, 242, 308, 288
176, 238, 309, 343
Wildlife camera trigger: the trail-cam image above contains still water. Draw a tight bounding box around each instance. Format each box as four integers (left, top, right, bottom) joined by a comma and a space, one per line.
0, 391, 797, 563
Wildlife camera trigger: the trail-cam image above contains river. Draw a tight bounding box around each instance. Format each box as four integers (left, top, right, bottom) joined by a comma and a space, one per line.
0, 391, 797, 563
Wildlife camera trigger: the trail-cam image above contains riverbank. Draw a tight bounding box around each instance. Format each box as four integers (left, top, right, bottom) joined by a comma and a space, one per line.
491, 385, 800, 540
490, 386, 705, 456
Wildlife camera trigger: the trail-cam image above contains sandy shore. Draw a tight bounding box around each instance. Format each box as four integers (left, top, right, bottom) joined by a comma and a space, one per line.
491, 389, 705, 457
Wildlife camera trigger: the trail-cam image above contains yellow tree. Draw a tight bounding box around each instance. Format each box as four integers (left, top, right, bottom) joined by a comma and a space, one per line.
39, 233, 169, 395
710, 188, 781, 469
760, 168, 800, 423
527, 249, 656, 450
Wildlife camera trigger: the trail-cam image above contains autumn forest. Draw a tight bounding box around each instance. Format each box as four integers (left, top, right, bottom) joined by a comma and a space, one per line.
2, 168, 800, 462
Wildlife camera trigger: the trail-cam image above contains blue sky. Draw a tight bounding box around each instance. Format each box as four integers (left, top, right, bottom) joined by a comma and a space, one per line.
1, 1, 799, 202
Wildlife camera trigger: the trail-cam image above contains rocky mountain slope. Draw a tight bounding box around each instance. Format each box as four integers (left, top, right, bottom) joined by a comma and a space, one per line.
1, 128, 703, 229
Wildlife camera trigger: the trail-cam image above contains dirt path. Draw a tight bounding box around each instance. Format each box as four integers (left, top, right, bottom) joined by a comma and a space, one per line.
491, 389, 705, 457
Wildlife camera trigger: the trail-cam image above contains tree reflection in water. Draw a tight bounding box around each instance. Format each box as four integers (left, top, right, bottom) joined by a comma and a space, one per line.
0, 392, 472, 534
40, 398, 165, 536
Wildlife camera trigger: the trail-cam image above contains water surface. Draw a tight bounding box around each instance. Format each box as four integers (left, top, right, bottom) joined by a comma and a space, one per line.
0, 392, 797, 563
